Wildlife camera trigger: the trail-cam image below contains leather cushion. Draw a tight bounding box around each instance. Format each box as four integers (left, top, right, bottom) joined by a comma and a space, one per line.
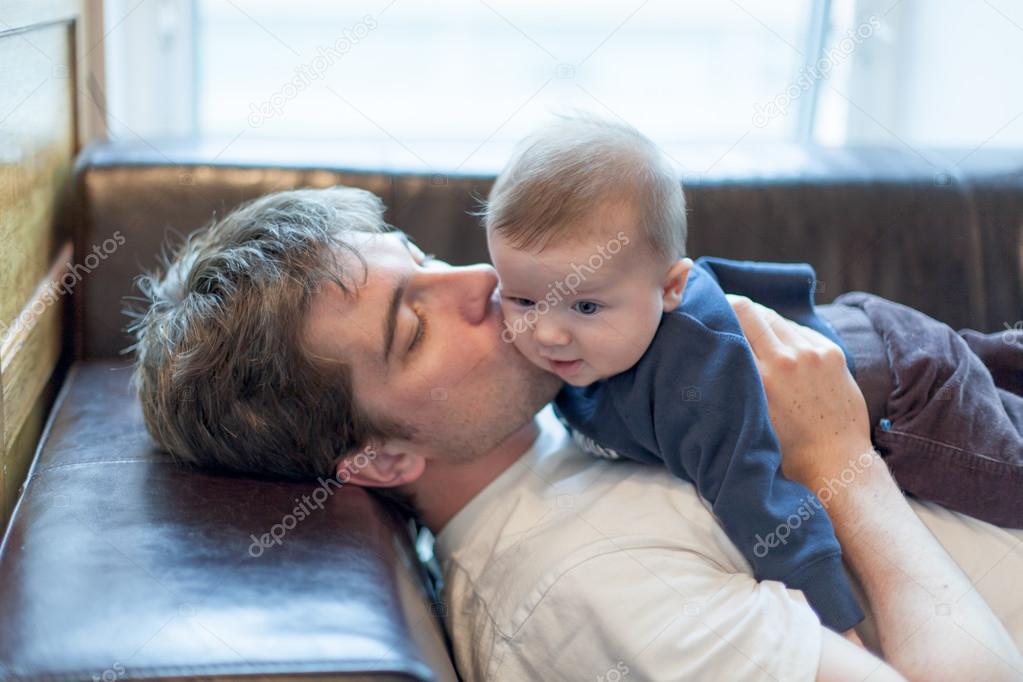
0, 360, 458, 682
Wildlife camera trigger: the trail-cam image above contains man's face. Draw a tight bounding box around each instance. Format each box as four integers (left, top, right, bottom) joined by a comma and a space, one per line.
302, 231, 561, 463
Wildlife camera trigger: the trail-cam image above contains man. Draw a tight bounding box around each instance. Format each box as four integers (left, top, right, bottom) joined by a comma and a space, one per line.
132, 187, 1023, 680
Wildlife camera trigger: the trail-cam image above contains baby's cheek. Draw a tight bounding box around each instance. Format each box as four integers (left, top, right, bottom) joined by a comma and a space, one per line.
592, 323, 645, 376
498, 307, 535, 353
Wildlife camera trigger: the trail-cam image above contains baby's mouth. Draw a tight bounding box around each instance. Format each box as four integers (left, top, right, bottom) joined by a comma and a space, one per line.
547, 358, 583, 378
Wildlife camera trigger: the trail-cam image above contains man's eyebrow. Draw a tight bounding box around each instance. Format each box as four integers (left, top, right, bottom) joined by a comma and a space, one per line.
382, 273, 410, 364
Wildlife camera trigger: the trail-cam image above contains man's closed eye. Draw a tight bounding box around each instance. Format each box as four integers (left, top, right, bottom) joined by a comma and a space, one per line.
409, 307, 427, 353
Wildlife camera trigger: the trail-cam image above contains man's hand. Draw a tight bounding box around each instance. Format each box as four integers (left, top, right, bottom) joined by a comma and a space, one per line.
727, 294, 1023, 681
725, 294, 874, 490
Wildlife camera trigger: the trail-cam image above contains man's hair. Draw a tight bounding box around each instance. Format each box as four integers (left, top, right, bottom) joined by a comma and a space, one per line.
128, 187, 408, 481
481, 114, 687, 260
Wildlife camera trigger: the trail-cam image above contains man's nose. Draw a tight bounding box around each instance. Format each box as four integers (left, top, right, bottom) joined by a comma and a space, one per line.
426, 263, 498, 325
534, 315, 571, 348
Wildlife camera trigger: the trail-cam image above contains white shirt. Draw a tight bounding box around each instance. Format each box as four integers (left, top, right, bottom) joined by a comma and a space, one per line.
435, 406, 1023, 682
435, 406, 823, 681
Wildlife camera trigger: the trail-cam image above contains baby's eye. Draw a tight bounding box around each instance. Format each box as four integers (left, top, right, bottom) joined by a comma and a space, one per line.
572, 300, 602, 315
507, 296, 536, 308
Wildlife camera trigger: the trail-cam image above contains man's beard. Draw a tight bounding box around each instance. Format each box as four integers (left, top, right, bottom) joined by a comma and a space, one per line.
425, 358, 561, 465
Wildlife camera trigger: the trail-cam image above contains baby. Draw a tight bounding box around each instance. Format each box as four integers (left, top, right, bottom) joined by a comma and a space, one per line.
483, 115, 1023, 634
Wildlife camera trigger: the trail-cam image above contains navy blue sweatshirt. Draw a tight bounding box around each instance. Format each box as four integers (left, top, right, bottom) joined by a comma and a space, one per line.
554, 256, 864, 632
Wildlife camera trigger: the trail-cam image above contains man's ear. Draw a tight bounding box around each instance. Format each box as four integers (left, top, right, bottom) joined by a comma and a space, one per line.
335, 443, 426, 488
661, 258, 693, 312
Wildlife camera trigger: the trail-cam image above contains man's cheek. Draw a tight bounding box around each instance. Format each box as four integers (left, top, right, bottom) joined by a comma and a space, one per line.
513, 333, 539, 364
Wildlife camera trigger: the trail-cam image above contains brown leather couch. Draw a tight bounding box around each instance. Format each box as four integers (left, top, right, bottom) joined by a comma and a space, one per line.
1, 139, 1021, 682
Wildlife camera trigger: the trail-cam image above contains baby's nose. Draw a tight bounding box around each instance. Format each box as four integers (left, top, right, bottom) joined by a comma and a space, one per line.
534, 317, 571, 347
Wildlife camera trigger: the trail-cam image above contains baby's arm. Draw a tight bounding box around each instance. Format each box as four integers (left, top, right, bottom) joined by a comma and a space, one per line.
641, 312, 864, 632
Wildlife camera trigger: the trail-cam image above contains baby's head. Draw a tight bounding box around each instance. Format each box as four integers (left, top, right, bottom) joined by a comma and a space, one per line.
484, 115, 692, 387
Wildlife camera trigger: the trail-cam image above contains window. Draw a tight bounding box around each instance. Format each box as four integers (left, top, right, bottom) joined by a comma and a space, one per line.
104, 0, 1023, 170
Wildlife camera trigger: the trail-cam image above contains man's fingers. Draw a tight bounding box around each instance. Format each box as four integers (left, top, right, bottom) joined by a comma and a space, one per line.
765, 310, 814, 352
790, 315, 848, 359
727, 295, 781, 363
728, 295, 809, 360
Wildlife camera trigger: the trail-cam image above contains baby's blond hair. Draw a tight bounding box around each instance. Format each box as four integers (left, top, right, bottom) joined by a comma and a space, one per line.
482, 115, 686, 261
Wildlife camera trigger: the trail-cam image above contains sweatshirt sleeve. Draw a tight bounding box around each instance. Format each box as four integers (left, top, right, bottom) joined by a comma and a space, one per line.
634, 311, 864, 632
694, 256, 855, 373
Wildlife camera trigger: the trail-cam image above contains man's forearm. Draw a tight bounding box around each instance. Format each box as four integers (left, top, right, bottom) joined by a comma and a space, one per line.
723, 297, 1021, 679
826, 451, 1022, 681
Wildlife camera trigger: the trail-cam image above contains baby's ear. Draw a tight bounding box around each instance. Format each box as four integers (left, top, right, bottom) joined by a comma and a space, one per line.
661, 258, 693, 312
